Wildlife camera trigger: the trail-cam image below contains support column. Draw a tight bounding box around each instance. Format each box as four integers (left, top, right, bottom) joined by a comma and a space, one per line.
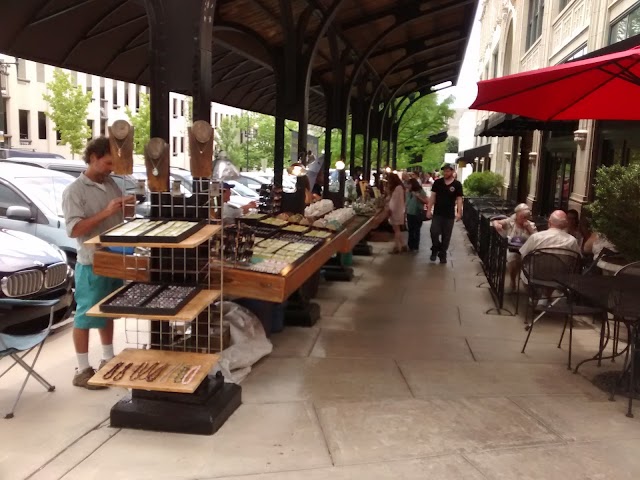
518, 132, 532, 205
274, 115, 285, 188
568, 119, 595, 212
323, 126, 332, 196
349, 125, 357, 175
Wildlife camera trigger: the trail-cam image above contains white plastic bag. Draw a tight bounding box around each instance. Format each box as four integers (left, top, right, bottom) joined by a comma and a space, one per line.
211, 302, 272, 383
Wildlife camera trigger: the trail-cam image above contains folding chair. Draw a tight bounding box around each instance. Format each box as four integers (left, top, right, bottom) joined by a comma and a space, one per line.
520, 248, 604, 370
0, 299, 59, 419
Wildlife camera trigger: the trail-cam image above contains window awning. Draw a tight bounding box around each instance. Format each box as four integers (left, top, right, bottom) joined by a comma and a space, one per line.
474, 113, 576, 137
459, 143, 491, 161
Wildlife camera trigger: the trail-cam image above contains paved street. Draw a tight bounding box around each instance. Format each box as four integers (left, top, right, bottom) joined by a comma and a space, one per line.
2, 223, 639, 480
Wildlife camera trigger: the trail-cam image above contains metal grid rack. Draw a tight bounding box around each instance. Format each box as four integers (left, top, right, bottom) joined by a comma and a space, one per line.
106, 175, 227, 355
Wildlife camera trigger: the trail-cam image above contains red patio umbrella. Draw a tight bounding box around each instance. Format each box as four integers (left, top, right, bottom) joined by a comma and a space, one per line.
470, 46, 640, 120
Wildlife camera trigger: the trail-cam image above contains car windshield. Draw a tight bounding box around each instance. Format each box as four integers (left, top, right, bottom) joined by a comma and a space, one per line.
227, 180, 257, 198
15, 175, 74, 217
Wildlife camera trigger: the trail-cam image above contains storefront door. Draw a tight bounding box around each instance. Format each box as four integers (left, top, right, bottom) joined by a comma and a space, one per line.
539, 132, 576, 215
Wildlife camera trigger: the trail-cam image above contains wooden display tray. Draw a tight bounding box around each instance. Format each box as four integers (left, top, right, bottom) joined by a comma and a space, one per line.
85, 224, 220, 249
86, 286, 220, 321
338, 209, 387, 253
93, 250, 151, 282
88, 348, 219, 393
218, 228, 348, 303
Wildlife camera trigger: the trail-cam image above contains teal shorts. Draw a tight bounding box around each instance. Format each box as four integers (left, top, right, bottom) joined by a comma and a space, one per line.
74, 264, 124, 329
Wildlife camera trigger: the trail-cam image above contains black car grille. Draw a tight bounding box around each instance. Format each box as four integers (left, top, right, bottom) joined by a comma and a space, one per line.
44, 263, 67, 289
1, 263, 69, 298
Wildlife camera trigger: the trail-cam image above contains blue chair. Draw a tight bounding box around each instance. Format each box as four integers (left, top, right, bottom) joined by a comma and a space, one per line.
0, 299, 59, 419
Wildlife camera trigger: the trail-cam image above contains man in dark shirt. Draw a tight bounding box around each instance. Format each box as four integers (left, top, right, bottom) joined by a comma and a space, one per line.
426, 163, 463, 263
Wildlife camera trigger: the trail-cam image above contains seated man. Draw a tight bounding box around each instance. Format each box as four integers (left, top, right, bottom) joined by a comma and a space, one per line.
519, 210, 580, 306
222, 183, 256, 224
519, 210, 580, 258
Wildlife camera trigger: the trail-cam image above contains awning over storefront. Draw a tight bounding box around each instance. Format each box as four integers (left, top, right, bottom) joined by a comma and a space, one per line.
459, 143, 491, 161
474, 113, 575, 137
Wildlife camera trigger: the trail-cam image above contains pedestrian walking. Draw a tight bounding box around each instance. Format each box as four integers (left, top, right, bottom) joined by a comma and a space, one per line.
426, 163, 463, 263
386, 173, 407, 254
405, 177, 427, 251
62, 137, 135, 389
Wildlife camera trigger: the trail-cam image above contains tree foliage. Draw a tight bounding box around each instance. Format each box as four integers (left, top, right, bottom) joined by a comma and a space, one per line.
446, 136, 459, 154
395, 94, 455, 173
588, 164, 640, 261
125, 92, 150, 154
42, 69, 93, 158
215, 115, 242, 164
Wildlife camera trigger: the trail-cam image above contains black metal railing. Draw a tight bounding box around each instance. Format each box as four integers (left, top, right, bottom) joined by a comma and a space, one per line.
485, 226, 509, 313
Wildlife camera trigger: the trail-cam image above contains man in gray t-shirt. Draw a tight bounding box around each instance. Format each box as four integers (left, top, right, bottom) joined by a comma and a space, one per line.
62, 136, 134, 389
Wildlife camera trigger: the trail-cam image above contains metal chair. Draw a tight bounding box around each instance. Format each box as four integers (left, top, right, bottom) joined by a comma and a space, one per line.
520, 248, 605, 370
0, 299, 59, 419
609, 261, 640, 417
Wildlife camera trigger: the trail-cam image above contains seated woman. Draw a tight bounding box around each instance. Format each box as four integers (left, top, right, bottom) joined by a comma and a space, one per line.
567, 209, 584, 247
492, 203, 537, 292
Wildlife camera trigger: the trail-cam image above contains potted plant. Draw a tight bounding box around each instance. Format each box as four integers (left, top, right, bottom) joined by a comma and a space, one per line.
463, 171, 504, 197
588, 164, 640, 262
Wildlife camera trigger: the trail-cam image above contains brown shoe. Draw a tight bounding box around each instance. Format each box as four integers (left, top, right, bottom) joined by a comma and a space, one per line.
98, 359, 109, 371
73, 367, 107, 390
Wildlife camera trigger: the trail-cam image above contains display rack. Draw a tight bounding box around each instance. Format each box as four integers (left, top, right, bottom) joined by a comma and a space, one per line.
85, 128, 240, 435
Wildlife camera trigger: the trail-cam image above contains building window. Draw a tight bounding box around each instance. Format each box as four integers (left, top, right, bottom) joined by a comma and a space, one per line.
56, 130, 62, 145
100, 119, 107, 136
38, 112, 47, 140
214, 113, 219, 127
112, 84, 118, 107
19, 110, 29, 140
558, 0, 569, 12
36, 63, 45, 83
100, 78, 106, 100
172, 136, 178, 155
172, 99, 178, 118
124, 82, 130, 106
136, 85, 141, 109
86, 74, 93, 94
180, 100, 185, 117
610, 4, 640, 44
526, 0, 544, 50
70, 71, 77, 85
180, 137, 185, 153
87, 119, 94, 140
16, 58, 27, 80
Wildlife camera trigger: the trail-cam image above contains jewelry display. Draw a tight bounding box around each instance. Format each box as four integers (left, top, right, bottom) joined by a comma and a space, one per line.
129, 362, 148, 381
174, 365, 191, 383
146, 363, 168, 382
188, 120, 214, 178
113, 363, 133, 381
108, 120, 134, 175
182, 365, 201, 384
144, 138, 170, 192
102, 362, 124, 379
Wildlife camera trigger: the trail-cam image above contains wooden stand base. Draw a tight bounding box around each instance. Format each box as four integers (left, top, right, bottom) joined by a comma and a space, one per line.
110, 374, 241, 435
285, 302, 320, 327
323, 266, 355, 282
353, 242, 373, 256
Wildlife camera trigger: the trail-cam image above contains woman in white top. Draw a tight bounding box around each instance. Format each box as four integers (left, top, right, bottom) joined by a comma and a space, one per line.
493, 203, 537, 292
387, 173, 407, 253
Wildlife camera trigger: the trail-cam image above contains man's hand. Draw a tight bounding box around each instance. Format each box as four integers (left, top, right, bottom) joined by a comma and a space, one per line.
242, 201, 258, 213
455, 212, 462, 222
426, 211, 433, 220
105, 197, 125, 216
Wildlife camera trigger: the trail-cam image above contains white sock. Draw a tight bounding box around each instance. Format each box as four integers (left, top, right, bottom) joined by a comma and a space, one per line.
102, 344, 114, 361
77, 353, 90, 371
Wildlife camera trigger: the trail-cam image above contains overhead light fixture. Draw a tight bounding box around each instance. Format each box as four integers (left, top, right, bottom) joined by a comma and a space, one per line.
287, 162, 308, 177
393, 170, 398, 174
385, 167, 391, 173
335, 160, 346, 171
431, 81, 453, 91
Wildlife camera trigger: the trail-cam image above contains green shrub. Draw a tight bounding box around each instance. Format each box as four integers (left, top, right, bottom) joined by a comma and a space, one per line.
463, 171, 504, 197
588, 164, 640, 261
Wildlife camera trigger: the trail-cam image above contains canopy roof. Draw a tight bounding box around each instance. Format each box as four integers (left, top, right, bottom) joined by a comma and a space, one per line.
1, 0, 477, 126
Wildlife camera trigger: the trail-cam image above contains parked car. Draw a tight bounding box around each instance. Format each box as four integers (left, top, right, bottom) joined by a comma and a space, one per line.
234, 173, 271, 192
0, 228, 74, 333
0, 163, 79, 266
0, 148, 65, 160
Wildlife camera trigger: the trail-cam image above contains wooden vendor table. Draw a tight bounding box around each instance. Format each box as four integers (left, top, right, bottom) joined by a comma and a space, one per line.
337, 210, 387, 254
219, 228, 349, 303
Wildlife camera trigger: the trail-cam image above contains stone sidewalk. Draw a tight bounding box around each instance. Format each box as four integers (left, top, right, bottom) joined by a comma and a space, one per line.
2, 223, 639, 480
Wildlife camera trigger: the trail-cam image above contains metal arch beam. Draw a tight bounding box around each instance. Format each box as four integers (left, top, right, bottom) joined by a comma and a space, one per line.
297, 5, 317, 48
29, 0, 102, 27
315, 26, 463, 75
214, 22, 276, 69
218, 59, 251, 81
103, 27, 149, 74
344, 0, 473, 116
216, 64, 267, 85
251, 0, 280, 24
60, 0, 129, 65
